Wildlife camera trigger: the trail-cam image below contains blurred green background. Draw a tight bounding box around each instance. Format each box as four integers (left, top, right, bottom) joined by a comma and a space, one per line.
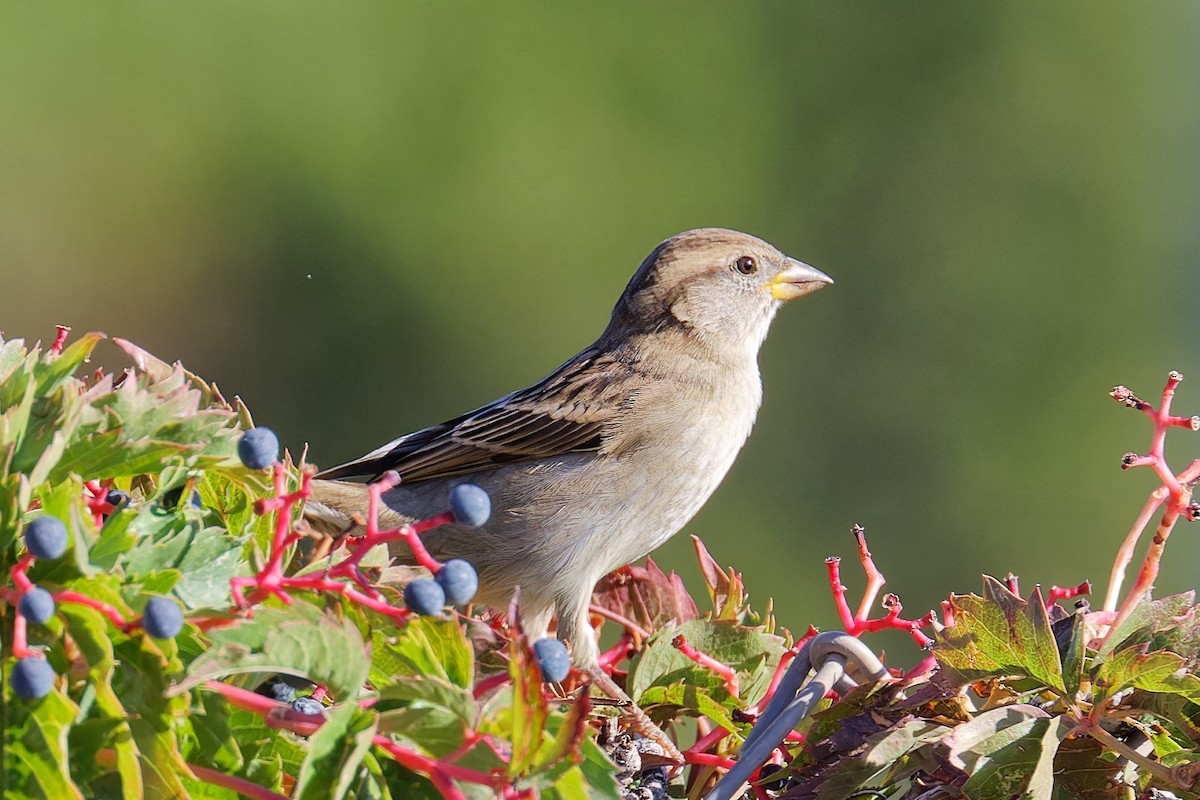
2, 4, 1197, 657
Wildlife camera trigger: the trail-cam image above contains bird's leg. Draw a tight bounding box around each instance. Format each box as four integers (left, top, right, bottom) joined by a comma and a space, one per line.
557, 592, 683, 762
587, 665, 683, 764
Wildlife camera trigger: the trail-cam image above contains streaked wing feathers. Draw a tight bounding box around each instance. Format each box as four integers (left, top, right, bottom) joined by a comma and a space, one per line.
317, 347, 633, 482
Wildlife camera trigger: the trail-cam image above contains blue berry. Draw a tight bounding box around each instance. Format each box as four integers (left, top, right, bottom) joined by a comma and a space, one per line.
403, 578, 446, 617
142, 596, 184, 639
435, 559, 479, 606
238, 427, 280, 469
11, 657, 56, 700
255, 676, 299, 703
24, 516, 68, 560
291, 696, 325, 716
271, 682, 297, 703
18, 587, 55, 625
449, 484, 490, 527
533, 637, 571, 683
105, 490, 130, 509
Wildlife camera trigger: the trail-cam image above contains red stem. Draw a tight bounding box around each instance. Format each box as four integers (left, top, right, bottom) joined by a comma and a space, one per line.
673, 634, 739, 697
188, 763, 291, 800
49, 325, 70, 355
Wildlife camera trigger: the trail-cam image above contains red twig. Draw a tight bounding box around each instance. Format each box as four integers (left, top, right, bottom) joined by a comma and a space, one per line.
1100, 373, 1200, 649
673, 634, 739, 697
597, 632, 633, 673
851, 525, 886, 621
53, 590, 132, 631
49, 325, 70, 355
825, 527, 936, 647
189, 763, 290, 800
1046, 581, 1091, 607
588, 603, 651, 641
684, 751, 735, 770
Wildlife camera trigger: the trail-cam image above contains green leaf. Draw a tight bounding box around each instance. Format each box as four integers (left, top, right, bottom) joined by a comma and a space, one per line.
1093, 648, 1200, 704
377, 677, 477, 727
1051, 734, 1122, 800
1059, 611, 1087, 697
188, 691, 244, 773
1095, 591, 1198, 661
627, 617, 785, 708
370, 616, 474, 689
637, 682, 738, 732
574, 738, 623, 800
378, 703, 466, 758
179, 602, 370, 700
294, 702, 379, 800
960, 716, 1067, 800
943, 704, 1050, 774
812, 720, 948, 799
58, 602, 143, 798
3, 679, 84, 800
32, 331, 104, 396
118, 634, 193, 800
935, 577, 1065, 694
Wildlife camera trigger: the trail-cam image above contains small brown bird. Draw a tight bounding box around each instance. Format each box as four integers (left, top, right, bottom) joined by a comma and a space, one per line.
306, 229, 831, 672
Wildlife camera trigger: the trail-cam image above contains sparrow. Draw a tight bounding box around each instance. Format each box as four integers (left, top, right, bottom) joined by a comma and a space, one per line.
306, 228, 832, 672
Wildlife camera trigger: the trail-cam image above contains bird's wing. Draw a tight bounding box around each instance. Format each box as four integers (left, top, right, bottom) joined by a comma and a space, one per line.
317, 347, 634, 482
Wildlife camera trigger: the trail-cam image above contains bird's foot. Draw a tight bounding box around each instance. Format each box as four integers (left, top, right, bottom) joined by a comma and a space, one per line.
587, 666, 683, 765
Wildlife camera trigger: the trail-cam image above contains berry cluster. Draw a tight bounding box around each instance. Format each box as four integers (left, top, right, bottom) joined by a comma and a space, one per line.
226, 432, 574, 689
5, 513, 186, 700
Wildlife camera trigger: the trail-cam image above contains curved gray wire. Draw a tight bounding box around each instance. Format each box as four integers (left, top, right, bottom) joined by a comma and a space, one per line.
703, 632, 891, 800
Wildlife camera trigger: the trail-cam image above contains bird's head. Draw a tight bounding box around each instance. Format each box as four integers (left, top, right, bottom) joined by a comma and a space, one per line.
606, 228, 832, 359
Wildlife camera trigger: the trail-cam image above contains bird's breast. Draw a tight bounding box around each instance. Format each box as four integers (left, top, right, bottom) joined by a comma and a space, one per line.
591, 364, 764, 566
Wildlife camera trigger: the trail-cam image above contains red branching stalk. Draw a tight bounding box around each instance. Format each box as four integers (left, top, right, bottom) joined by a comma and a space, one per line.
825, 526, 936, 650
1101, 373, 1200, 649
9, 551, 152, 653
673, 634, 739, 697
324, 471, 449, 588
230, 465, 460, 621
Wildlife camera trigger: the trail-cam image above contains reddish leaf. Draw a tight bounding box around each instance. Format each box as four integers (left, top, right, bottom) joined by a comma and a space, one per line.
592, 556, 699, 636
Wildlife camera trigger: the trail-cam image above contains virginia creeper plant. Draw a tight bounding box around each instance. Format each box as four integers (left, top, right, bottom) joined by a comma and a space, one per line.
2, 329, 1199, 800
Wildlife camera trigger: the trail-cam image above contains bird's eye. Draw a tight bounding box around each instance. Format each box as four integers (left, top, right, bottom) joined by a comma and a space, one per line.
734, 256, 757, 275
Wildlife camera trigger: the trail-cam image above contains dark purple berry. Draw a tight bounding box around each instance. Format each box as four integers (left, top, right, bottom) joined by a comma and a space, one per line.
238, 427, 280, 469
435, 559, 478, 606
24, 516, 68, 560
403, 578, 446, 617
449, 484, 490, 527
11, 657, 56, 700
533, 637, 571, 683
291, 696, 325, 716
142, 596, 184, 639
18, 587, 55, 625
105, 490, 130, 509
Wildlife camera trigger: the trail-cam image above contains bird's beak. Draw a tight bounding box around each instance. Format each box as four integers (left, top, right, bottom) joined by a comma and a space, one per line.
769, 258, 834, 301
